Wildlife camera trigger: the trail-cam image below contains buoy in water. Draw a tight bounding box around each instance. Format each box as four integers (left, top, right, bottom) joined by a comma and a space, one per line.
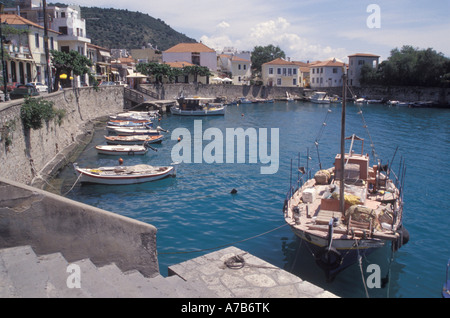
230, 188, 238, 194
177, 137, 181, 142
118, 158, 124, 165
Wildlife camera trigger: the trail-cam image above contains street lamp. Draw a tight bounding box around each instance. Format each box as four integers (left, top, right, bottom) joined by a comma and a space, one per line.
0, 2, 9, 101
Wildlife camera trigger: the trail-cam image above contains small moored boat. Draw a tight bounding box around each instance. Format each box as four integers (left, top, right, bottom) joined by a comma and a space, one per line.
73, 163, 176, 185
105, 134, 163, 145
95, 142, 157, 156
171, 97, 226, 116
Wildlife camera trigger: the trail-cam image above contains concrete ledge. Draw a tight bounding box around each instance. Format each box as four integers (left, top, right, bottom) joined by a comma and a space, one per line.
168, 246, 339, 298
0, 177, 159, 278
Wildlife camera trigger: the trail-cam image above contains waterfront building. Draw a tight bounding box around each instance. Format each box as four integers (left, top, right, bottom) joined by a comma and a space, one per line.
6, 0, 91, 87
0, 14, 59, 86
347, 53, 380, 87
162, 42, 217, 73
87, 43, 113, 83
261, 58, 307, 87
309, 58, 346, 88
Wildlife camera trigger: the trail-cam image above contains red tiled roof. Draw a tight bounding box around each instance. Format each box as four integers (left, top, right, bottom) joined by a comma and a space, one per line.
310, 60, 346, 67
164, 42, 215, 53
0, 14, 59, 34
231, 56, 250, 62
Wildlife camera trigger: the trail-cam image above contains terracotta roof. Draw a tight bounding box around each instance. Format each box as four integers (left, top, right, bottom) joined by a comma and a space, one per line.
0, 14, 59, 34
164, 42, 215, 53
348, 53, 380, 58
310, 59, 346, 67
164, 61, 194, 68
231, 56, 250, 62
263, 58, 297, 66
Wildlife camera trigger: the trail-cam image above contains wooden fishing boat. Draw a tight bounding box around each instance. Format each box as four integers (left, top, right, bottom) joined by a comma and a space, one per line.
95, 143, 157, 156
106, 126, 163, 135
171, 97, 226, 116
109, 111, 160, 121
107, 120, 153, 128
73, 163, 175, 185
104, 134, 163, 145
283, 73, 409, 282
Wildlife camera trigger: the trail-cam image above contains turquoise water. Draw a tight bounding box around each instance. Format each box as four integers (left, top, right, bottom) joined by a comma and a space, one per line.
60, 101, 450, 298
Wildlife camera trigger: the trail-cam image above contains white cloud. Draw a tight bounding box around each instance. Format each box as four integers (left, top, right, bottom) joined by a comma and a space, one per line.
200, 17, 348, 62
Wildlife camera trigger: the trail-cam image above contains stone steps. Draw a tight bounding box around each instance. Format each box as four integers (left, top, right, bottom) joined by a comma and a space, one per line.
0, 245, 215, 298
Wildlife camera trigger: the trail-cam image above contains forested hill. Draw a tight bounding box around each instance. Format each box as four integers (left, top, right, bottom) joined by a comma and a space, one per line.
2, 0, 197, 51
79, 6, 197, 51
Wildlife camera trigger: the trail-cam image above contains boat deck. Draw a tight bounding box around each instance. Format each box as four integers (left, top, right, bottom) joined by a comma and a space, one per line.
285, 172, 401, 242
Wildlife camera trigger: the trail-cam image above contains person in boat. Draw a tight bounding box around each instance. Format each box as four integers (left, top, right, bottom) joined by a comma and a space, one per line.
114, 158, 126, 173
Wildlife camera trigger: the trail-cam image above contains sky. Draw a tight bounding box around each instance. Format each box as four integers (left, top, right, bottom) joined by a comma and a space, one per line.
55, 0, 450, 63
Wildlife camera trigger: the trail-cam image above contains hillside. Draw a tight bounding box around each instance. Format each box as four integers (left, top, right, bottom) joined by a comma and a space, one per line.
79, 6, 197, 51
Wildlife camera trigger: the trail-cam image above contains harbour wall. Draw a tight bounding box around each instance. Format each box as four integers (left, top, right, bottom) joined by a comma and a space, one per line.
0, 177, 159, 277
144, 83, 450, 105
144, 83, 304, 101
0, 86, 125, 187
310, 85, 450, 105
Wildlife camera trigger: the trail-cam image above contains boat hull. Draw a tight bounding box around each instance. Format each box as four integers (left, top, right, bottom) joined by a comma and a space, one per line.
95, 145, 148, 156
170, 106, 226, 116
74, 165, 176, 185
105, 135, 163, 145
290, 226, 385, 280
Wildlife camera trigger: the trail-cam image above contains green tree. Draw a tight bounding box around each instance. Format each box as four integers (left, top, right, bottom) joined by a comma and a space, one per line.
136, 62, 173, 83
182, 65, 212, 83
366, 46, 450, 87
50, 50, 94, 91
251, 45, 286, 74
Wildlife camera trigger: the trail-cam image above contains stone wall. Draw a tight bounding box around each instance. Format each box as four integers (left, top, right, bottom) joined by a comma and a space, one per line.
311, 85, 450, 105
0, 86, 124, 186
0, 177, 159, 277
142, 83, 304, 101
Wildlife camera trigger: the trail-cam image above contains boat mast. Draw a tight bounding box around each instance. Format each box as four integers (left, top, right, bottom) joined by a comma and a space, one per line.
340, 69, 347, 214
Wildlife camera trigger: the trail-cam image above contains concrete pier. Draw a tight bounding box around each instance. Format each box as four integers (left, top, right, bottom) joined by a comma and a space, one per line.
169, 246, 338, 298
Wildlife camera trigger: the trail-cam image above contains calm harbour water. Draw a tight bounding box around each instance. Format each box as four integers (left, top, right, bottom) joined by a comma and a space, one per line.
58, 100, 450, 298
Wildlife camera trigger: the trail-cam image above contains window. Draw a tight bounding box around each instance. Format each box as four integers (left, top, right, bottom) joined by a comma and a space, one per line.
192, 52, 200, 65
333, 68, 337, 73
283, 68, 287, 76
277, 68, 281, 75
320, 68, 323, 73
277, 78, 281, 86
293, 68, 297, 75
312, 69, 315, 74
293, 78, 297, 86
59, 27, 68, 35
61, 12, 66, 18
35, 34, 39, 48
288, 68, 292, 76
358, 60, 365, 65
238, 64, 241, 70
243, 65, 246, 70
61, 46, 70, 53
50, 37, 54, 50
269, 68, 273, 74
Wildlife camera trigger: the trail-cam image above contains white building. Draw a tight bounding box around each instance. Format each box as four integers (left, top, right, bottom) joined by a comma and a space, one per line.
6, 1, 91, 87
348, 53, 380, 87
261, 58, 304, 87
0, 14, 59, 86
309, 58, 346, 88
162, 42, 217, 72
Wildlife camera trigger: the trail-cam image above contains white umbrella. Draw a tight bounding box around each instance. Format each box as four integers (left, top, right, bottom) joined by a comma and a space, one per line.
222, 77, 232, 82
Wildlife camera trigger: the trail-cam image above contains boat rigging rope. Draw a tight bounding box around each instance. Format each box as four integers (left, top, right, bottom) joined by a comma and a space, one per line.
158, 223, 289, 255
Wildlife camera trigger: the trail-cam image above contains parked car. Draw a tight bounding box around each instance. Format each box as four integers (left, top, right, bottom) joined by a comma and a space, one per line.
1, 82, 22, 92
28, 82, 49, 93
9, 85, 40, 100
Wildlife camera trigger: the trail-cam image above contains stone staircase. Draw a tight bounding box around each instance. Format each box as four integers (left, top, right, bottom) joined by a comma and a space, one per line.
0, 246, 215, 298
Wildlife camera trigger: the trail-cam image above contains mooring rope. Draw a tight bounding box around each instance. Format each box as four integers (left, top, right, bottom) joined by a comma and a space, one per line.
158, 223, 289, 255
